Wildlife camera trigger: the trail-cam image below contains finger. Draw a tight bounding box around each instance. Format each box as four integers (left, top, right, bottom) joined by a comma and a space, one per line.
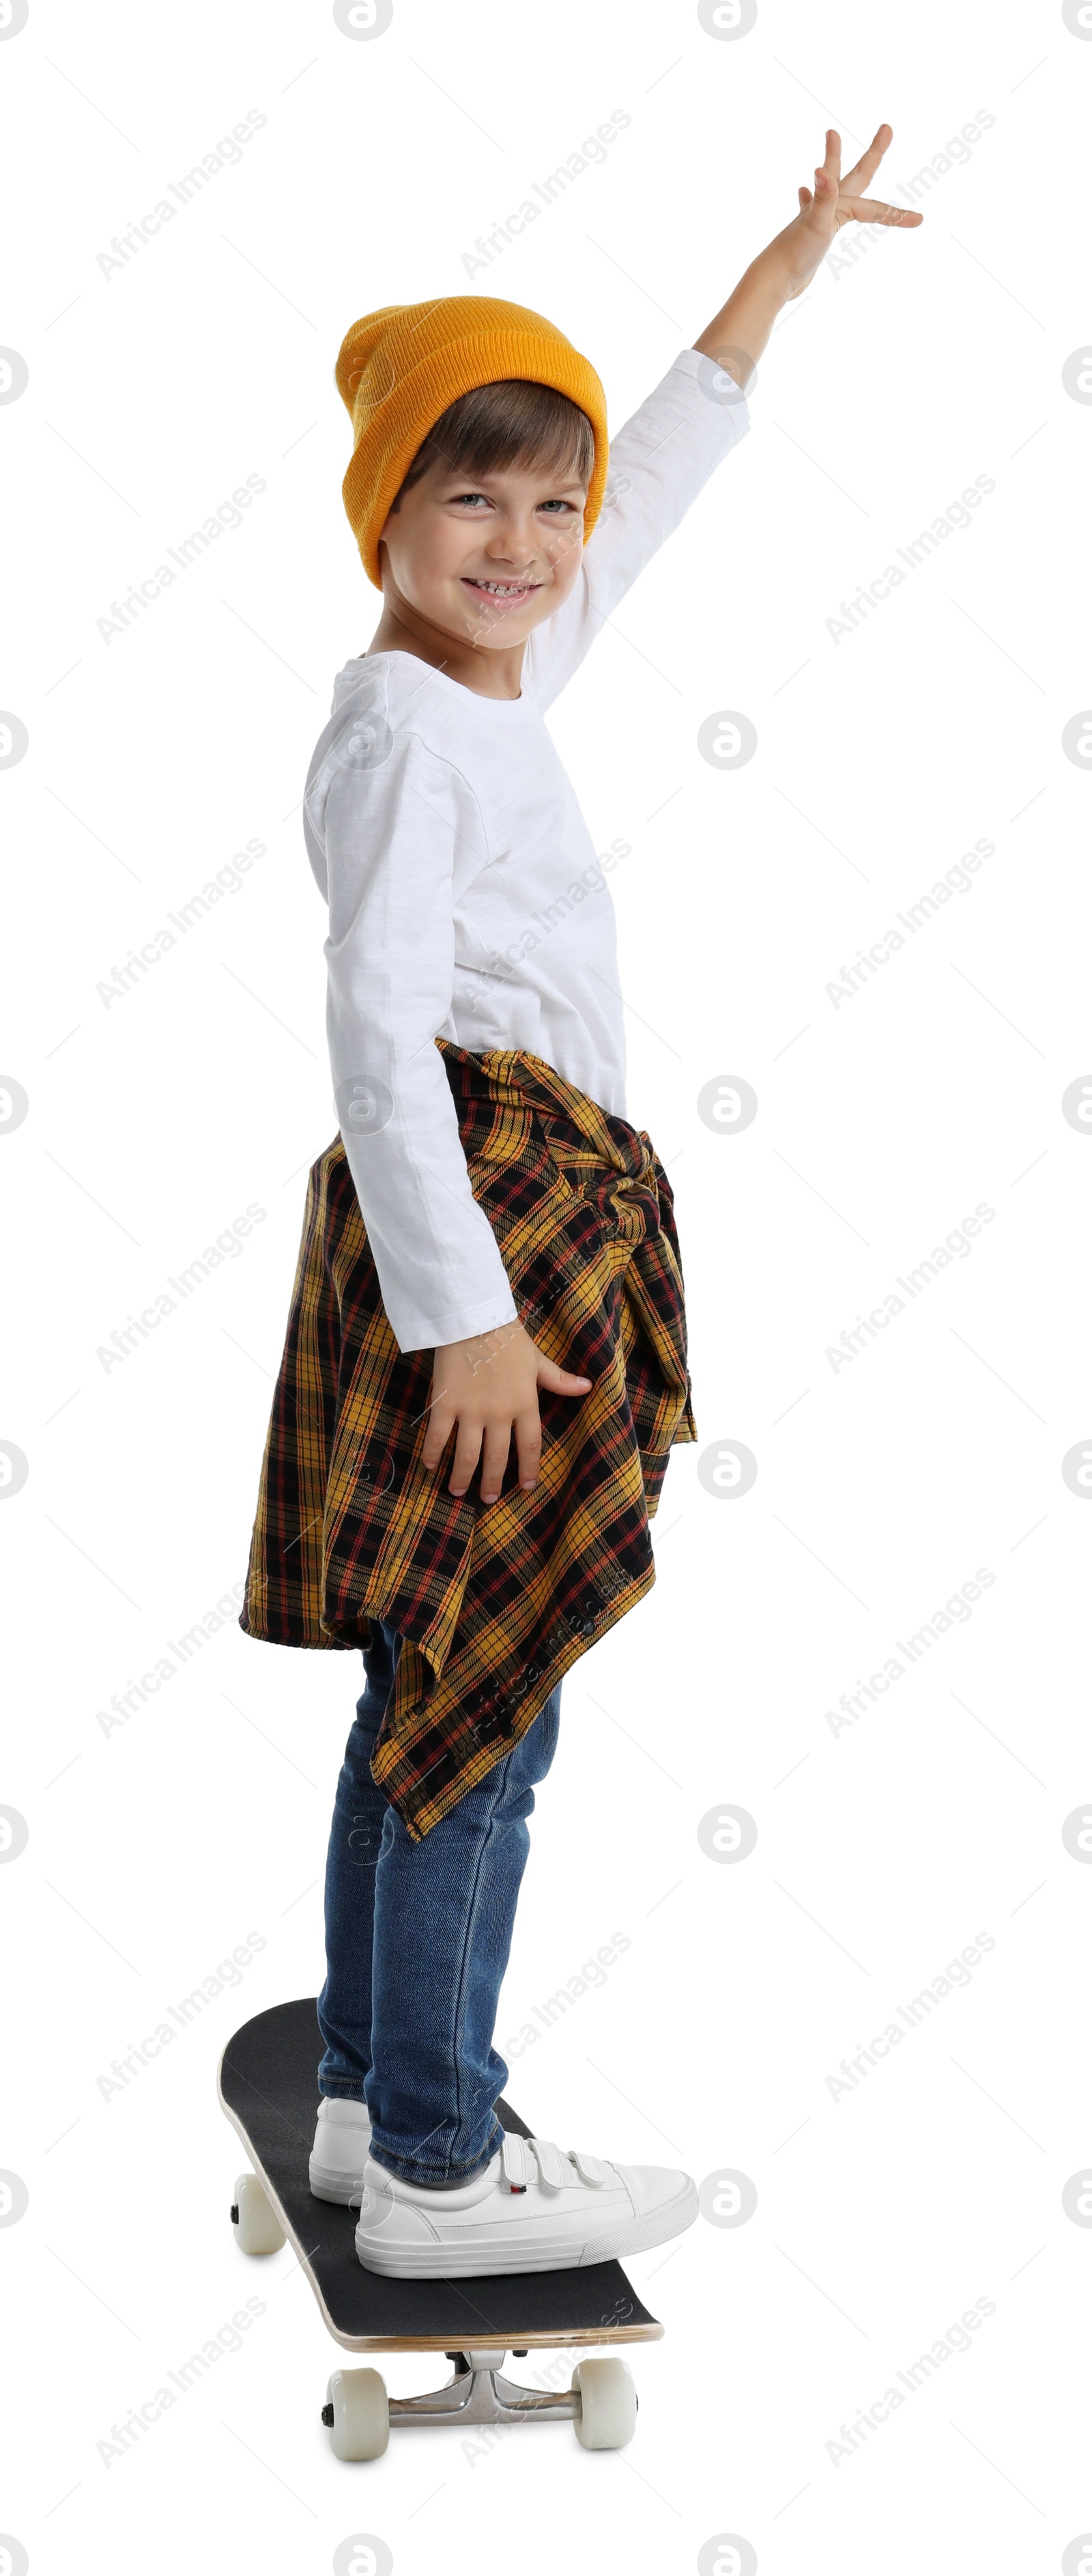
536, 1358, 592, 1393
448, 1423, 483, 1499
819, 124, 841, 187
841, 122, 893, 197
478, 1419, 512, 1505
837, 193, 922, 227
800, 182, 835, 237
420, 1402, 455, 1470
514, 1404, 543, 1492
798, 184, 812, 208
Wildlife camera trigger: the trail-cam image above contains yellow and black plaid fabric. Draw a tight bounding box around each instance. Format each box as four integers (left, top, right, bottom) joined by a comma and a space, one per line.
239, 1041, 696, 1839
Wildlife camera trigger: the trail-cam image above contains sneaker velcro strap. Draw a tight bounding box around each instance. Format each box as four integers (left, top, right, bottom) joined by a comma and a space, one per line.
501, 2133, 532, 2186
570, 2149, 609, 2186
528, 2136, 566, 2189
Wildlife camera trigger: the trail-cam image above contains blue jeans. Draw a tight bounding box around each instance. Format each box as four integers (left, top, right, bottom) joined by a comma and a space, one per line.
317, 1617, 561, 2185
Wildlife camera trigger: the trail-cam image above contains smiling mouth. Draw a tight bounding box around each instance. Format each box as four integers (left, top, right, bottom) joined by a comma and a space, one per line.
461, 576, 541, 605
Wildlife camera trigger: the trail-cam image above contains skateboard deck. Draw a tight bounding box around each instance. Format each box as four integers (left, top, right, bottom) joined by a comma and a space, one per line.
218, 1998, 663, 2355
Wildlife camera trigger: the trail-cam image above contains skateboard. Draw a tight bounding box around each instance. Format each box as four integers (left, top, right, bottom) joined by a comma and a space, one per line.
218, 1998, 663, 2460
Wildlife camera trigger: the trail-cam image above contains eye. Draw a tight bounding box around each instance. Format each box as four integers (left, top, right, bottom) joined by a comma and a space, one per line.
538, 498, 580, 515
449, 490, 491, 509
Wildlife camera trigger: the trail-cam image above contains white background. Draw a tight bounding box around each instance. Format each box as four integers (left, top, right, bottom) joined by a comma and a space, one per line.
3, 1, 1089, 2569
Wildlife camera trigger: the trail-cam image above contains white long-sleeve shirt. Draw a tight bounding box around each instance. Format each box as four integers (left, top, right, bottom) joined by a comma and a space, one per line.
303, 345, 749, 1351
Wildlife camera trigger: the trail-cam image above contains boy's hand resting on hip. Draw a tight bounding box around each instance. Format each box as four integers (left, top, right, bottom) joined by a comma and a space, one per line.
423, 1321, 592, 1503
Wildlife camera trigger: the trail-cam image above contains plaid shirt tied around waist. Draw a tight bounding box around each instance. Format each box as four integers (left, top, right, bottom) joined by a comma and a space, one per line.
239, 1041, 697, 1839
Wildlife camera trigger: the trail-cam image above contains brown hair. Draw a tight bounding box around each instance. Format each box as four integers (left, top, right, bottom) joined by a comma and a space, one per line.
392, 378, 595, 505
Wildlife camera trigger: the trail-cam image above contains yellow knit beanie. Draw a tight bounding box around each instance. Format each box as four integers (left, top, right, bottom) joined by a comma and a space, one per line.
335, 296, 609, 588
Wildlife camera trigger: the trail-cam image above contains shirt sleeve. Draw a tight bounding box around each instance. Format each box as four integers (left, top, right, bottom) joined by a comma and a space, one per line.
319, 721, 519, 1353
524, 345, 751, 711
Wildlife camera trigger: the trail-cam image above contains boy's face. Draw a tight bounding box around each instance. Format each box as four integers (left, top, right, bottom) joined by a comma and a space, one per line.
378, 453, 588, 651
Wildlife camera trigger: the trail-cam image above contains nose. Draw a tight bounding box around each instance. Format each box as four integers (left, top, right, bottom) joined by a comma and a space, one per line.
482, 512, 537, 565
480, 541, 536, 571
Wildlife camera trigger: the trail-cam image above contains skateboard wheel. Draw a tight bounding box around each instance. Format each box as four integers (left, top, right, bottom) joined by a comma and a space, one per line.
231, 2172, 285, 2256
571, 2356, 637, 2450
325, 2366, 390, 2461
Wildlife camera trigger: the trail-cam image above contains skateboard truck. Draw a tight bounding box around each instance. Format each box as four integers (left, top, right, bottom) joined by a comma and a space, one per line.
324, 2349, 583, 2431
320, 2347, 638, 2456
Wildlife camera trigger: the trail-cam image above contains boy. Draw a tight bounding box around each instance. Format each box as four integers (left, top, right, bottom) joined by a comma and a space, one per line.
240, 127, 919, 2278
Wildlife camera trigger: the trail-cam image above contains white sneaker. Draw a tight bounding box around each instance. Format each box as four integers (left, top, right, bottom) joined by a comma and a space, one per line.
309, 2097, 372, 2205
354, 2132, 698, 2277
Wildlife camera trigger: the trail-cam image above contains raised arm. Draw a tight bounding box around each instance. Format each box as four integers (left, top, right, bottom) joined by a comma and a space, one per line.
522, 349, 750, 710
526, 123, 920, 710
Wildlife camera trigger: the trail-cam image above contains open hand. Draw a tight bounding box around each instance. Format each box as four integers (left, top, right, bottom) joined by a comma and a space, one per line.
693, 121, 922, 388
422, 1320, 592, 1504
780, 125, 923, 299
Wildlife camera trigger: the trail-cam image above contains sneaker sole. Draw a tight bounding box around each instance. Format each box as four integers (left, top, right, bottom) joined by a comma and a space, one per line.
354, 2181, 698, 2277
308, 2157, 368, 2206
